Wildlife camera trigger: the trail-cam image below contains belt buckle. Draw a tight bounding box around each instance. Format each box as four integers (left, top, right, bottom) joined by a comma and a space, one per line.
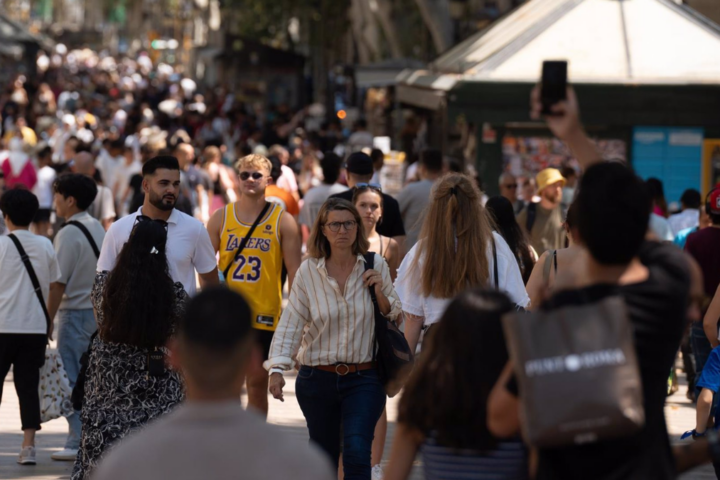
335, 363, 350, 376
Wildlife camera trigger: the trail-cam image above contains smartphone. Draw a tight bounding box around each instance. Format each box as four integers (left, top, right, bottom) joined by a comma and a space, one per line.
541, 61, 568, 115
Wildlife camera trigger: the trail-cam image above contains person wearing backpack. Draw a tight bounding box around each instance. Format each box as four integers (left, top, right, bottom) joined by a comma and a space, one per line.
516, 168, 566, 256
46, 173, 105, 462
0, 188, 62, 466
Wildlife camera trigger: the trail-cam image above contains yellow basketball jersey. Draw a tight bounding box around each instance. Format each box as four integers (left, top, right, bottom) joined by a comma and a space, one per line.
219, 202, 284, 331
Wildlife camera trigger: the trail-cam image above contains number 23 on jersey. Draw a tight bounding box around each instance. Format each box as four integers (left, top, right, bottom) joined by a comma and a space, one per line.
232, 255, 262, 282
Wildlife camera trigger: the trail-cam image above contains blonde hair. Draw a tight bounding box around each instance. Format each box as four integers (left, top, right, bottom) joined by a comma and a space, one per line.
234, 154, 271, 173
307, 198, 369, 259
413, 173, 493, 298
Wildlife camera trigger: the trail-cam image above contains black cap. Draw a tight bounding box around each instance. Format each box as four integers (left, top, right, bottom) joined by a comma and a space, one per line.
345, 152, 373, 175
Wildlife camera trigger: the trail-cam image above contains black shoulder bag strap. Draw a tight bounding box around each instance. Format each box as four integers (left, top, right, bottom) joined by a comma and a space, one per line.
8, 234, 52, 338
363, 252, 380, 361
223, 202, 272, 279
526, 202, 537, 233
64, 221, 100, 258
491, 236, 499, 290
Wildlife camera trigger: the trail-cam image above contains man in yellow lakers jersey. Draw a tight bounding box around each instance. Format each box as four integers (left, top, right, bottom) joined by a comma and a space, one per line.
207, 154, 301, 418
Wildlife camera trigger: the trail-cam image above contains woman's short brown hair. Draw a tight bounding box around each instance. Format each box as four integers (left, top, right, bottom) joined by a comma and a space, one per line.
307, 198, 369, 258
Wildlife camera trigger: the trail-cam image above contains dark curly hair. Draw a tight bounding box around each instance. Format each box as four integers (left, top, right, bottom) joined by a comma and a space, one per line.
398, 288, 514, 450
100, 219, 177, 348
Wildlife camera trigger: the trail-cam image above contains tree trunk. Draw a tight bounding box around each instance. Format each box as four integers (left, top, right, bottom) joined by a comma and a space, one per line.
413, 0, 453, 54
373, 0, 403, 59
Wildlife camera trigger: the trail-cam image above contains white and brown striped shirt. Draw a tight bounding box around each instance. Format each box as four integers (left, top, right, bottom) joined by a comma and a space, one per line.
265, 253, 401, 370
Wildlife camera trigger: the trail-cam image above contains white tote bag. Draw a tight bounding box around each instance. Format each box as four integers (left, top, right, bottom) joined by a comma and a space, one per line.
38, 349, 74, 423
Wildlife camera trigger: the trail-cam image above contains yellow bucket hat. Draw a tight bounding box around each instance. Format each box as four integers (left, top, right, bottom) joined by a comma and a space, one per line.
536, 168, 566, 192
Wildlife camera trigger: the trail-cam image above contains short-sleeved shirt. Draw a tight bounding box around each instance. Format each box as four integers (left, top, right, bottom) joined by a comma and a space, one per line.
88, 184, 117, 222
91, 402, 334, 480
299, 183, 348, 227
535, 242, 690, 480
697, 347, 720, 393
330, 189, 405, 238
394, 232, 530, 327
96, 207, 217, 295
54, 212, 105, 310
395, 179, 435, 249
685, 226, 720, 297
0, 230, 61, 334
266, 185, 300, 216
516, 203, 565, 255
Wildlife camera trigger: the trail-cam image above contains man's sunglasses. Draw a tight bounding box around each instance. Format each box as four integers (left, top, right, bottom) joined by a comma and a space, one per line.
239, 172, 266, 181
503, 183, 518, 189
353, 183, 382, 192
134, 214, 169, 232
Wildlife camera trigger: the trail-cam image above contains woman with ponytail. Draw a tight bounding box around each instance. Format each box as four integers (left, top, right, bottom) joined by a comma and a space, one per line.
394, 174, 530, 353
72, 218, 188, 480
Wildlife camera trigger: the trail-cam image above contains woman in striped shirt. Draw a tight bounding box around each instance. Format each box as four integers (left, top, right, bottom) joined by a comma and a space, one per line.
385, 289, 529, 480
266, 198, 402, 480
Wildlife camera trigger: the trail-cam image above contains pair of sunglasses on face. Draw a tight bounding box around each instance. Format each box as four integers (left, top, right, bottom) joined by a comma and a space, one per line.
353, 183, 382, 192
239, 172, 268, 181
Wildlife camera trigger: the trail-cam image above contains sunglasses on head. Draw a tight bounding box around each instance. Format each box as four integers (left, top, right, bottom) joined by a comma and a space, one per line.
239, 171, 265, 181
134, 214, 169, 232
354, 183, 382, 192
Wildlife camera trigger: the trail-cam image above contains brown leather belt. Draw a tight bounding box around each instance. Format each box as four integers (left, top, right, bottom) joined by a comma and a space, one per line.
313, 363, 376, 376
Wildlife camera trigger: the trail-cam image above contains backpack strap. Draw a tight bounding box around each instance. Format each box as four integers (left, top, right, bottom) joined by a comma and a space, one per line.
222, 202, 272, 279
542, 249, 557, 285
491, 236, 499, 290
8, 234, 51, 339
526, 202, 537, 233
63, 221, 100, 258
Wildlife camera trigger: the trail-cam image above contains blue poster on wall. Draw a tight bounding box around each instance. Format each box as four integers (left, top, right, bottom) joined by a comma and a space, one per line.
632, 127, 704, 207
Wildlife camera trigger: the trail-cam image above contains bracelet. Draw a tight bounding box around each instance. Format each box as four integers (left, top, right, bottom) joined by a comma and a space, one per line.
269, 368, 284, 376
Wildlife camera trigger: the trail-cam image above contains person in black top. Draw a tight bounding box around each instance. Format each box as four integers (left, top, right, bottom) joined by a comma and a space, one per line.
330, 152, 405, 253
488, 86, 704, 479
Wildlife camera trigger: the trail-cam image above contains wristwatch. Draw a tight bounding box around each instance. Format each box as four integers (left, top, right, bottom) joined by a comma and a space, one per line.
269, 367, 284, 376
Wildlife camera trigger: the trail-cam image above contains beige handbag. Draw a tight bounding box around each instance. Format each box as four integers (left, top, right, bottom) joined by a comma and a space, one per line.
502, 293, 645, 448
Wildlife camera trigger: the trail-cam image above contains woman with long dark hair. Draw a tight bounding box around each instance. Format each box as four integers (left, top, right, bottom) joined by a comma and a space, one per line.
485, 196, 537, 284
72, 218, 188, 480
385, 289, 528, 480
646, 177, 669, 218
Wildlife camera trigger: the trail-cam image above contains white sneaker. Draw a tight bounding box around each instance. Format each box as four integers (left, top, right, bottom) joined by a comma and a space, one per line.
51, 448, 78, 461
372, 464, 384, 480
17, 446, 36, 465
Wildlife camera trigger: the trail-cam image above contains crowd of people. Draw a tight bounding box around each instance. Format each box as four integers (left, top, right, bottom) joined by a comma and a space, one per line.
2, 47, 720, 480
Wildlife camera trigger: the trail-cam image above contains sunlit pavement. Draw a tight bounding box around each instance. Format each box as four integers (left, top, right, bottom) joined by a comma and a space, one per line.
0, 372, 713, 479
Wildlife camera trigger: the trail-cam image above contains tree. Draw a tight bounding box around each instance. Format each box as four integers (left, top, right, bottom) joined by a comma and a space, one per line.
413, 0, 453, 54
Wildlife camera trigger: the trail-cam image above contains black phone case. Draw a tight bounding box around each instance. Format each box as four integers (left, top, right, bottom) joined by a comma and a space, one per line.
147, 349, 165, 377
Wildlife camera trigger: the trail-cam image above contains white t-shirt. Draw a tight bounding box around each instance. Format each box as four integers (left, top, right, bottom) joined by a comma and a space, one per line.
33, 165, 57, 209
87, 185, 117, 222
0, 230, 61, 333
394, 232, 530, 327
668, 209, 699, 236
276, 165, 299, 195
97, 207, 217, 295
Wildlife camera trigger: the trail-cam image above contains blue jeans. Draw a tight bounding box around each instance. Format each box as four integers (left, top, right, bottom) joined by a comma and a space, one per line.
57, 309, 96, 450
692, 321, 714, 399
295, 366, 386, 480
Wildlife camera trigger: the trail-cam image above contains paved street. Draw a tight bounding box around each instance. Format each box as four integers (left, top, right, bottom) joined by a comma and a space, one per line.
0, 372, 714, 479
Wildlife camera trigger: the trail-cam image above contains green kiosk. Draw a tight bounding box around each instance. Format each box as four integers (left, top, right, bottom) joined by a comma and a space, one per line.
397, 0, 720, 203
